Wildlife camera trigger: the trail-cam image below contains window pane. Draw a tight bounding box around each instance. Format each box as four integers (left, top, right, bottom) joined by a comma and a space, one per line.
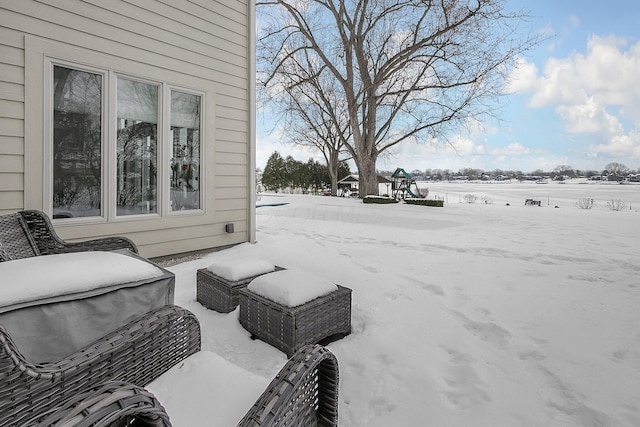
53, 66, 102, 218
117, 79, 158, 216
170, 91, 201, 211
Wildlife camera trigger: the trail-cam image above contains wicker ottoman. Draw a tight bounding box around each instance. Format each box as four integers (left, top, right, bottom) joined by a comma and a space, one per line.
238, 285, 352, 357
196, 267, 283, 313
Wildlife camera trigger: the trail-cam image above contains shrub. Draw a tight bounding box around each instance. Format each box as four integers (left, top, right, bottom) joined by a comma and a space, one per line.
575, 198, 595, 209
463, 194, 477, 203
363, 196, 399, 204
606, 199, 628, 211
480, 195, 493, 204
405, 199, 444, 207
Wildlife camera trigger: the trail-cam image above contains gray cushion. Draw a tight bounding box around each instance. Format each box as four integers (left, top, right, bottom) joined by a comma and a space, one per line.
0, 213, 40, 261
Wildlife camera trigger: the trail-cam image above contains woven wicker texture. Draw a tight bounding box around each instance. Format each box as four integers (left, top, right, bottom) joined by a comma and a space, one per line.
0, 305, 200, 427
0, 213, 40, 261
0, 210, 138, 261
35, 345, 339, 427
239, 285, 352, 357
239, 344, 340, 427
30, 381, 172, 427
197, 266, 285, 313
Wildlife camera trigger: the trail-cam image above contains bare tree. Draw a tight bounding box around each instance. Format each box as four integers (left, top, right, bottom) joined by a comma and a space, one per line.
604, 162, 629, 177
264, 50, 352, 195
258, 0, 539, 196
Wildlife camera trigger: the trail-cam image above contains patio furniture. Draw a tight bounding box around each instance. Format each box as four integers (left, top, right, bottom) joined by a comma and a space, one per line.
0, 210, 175, 363
36, 345, 339, 427
0, 210, 137, 261
239, 273, 352, 357
150, 344, 339, 426
0, 305, 201, 427
197, 264, 285, 313
5, 307, 341, 427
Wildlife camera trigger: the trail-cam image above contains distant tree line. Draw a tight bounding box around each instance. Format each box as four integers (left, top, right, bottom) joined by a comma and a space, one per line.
379, 162, 638, 182
261, 151, 351, 194
261, 158, 638, 196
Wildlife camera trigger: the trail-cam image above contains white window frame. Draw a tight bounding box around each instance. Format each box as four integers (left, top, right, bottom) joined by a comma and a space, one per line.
43, 59, 207, 223
45, 60, 109, 224
165, 84, 206, 215
111, 73, 163, 221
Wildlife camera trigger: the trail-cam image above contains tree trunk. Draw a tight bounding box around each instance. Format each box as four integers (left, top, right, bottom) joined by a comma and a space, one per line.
329, 170, 338, 196
328, 150, 339, 196
356, 155, 378, 197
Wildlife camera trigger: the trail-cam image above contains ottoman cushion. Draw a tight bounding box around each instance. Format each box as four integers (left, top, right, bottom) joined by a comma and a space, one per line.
247, 269, 338, 307
197, 258, 282, 313
147, 351, 269, 426
1, 251, 165, 310
206, 256, 275, 281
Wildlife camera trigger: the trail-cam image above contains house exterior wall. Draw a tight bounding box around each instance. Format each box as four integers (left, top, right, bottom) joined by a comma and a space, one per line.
0, 0, 256, 257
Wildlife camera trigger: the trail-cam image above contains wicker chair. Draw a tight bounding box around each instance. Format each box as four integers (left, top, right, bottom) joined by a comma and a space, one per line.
0, 209, 176, 364
34, 345, 340, 427
0, 305, 201, 427
1, 305, 340, 427
0, 210, 137, 262
238, 344, 340, 426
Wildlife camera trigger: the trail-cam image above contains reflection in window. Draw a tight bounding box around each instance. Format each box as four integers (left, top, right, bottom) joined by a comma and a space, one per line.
116, 79, 158, 216
170, 91, 201, 211
52, 66, 102, 218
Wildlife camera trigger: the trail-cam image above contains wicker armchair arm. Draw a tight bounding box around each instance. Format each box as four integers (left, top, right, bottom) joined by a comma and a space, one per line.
49, 236, 139, 254
239, 345, 340, 427
29, 381, 172, 427
1, 305, 200, 427
19, 210, 139, 255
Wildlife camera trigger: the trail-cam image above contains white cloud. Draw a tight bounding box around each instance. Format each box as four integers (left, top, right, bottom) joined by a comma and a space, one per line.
516, 36, 640, 112
589, 129, 640, 158
509, 35, 640, 160
504, 57, 539, 93
376, 125, 537, 173
490, 143, 531, 156
448, 135, 487, 155
555, 96, 625, 135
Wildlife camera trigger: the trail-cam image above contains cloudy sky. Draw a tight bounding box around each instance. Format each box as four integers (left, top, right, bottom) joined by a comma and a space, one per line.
256, 0, 640, 174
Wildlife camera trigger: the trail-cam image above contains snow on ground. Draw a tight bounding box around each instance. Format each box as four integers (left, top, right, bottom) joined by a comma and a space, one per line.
168, 180, 640, 426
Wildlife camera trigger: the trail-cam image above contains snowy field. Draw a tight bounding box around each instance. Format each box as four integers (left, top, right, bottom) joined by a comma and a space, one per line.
419, 179, 640, 209
168, 180, 640, 426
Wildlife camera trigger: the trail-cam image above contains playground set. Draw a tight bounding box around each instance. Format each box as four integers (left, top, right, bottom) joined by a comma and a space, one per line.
391, 168, 425, 200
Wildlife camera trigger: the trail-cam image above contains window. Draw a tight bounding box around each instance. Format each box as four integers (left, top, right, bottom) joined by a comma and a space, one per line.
117, 79, 159, 216
52, 66, 103, 218
50, 63, 204, 220
170, 90, 201, 211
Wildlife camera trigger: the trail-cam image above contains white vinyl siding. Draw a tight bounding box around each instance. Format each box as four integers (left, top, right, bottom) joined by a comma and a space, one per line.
0, 30, 25, 215
0, 0, 255, 257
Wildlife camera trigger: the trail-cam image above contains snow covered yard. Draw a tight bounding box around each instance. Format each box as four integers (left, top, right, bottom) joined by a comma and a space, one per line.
168, 181, 640, 426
